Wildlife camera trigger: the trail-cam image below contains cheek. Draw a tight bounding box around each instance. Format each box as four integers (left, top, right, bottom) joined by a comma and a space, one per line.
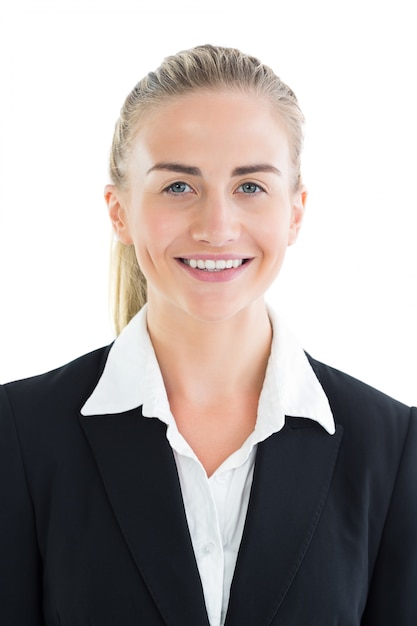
131, 208, 182, 259
256, 215, 292, 256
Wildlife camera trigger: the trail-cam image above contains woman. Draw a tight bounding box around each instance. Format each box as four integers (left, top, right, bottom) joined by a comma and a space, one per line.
1, 45, 416, 626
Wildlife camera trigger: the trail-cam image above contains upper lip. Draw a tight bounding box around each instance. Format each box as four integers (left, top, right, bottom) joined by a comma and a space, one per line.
177, 254, 253, 261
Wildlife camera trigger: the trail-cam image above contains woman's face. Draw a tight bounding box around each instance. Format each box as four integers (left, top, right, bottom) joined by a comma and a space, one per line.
108, 90, 306, 324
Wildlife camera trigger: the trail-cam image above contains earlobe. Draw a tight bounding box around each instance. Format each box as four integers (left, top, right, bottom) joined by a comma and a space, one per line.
288, 186, 307, 246
104, 184, 133, 245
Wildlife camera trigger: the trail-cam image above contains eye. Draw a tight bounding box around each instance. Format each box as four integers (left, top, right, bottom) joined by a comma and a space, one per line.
165, 181, 194, 194
236, 182, 264, 194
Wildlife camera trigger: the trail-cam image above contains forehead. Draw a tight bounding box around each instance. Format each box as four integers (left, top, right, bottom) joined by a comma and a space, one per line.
129, 90, 291, 175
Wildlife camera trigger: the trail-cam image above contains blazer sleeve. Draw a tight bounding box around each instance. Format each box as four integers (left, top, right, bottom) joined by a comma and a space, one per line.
362, 406, 417, 625
0, 385, 44, 625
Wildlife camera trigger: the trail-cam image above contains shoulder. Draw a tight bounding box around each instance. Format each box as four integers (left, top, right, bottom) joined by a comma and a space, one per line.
307, 357, 417, 511
307, 354, 414, 443
1, 344, 113, 418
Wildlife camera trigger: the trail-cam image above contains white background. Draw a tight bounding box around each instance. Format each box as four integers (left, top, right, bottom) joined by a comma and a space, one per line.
0, 0, 416, 405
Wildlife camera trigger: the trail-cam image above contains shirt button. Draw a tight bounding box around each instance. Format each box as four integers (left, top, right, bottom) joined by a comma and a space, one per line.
202, 542, 215, 555
215, 473, 227, 484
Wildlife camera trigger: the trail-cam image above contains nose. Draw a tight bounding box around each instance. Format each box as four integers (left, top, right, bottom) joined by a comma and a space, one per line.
190, 192, 241, 246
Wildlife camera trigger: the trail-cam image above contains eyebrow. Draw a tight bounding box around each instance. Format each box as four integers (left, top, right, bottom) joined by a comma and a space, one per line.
147, 162, 282, 177
147, 162, 202, 176
231, 164, 281, 177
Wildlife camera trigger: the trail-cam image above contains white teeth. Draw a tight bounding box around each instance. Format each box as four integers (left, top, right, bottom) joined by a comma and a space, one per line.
183, 259, 244, 271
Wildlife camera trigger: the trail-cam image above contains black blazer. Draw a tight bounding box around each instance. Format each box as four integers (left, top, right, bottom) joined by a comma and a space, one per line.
1, 345, 416, 625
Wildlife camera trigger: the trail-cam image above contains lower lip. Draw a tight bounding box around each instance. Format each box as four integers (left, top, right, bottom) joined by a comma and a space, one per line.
176, 259, 253, 282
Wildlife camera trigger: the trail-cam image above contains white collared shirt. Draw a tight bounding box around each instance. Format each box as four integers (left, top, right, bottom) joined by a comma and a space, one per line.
82, 305, 335, 626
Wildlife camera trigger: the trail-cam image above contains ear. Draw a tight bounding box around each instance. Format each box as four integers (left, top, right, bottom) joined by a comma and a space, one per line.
288, 186, 307, 246
104, 184, 133, 245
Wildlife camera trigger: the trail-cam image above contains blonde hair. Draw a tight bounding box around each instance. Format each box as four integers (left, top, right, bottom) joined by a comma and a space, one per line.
109, 44, 305, 334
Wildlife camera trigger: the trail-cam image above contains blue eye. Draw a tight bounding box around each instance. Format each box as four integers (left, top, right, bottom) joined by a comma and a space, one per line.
237, 182, 263, 194
166, 182, 193, 194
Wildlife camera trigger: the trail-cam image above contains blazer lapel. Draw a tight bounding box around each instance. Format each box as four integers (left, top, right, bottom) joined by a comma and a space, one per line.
225, 418, 343, 626
79, 408, 210, 626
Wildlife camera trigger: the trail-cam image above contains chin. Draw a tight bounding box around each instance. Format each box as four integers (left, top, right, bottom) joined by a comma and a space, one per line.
178, 294, 265, 325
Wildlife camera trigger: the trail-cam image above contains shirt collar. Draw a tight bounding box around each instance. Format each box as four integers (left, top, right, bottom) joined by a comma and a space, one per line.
81, 304, 335, 436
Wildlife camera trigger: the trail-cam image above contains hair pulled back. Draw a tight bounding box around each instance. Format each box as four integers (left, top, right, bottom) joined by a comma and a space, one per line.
109, 44, 305, 334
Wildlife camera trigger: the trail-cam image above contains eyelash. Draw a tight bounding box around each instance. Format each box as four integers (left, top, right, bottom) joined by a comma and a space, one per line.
164, 182, 194, 195
163, 181, 266, 195
235, 182, 265, 194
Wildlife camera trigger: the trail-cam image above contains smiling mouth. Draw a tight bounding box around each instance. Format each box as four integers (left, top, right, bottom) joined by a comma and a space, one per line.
180, 258, 250, 272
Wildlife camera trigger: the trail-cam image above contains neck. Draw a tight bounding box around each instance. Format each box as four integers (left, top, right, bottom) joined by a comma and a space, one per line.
146, 298, 272, 405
